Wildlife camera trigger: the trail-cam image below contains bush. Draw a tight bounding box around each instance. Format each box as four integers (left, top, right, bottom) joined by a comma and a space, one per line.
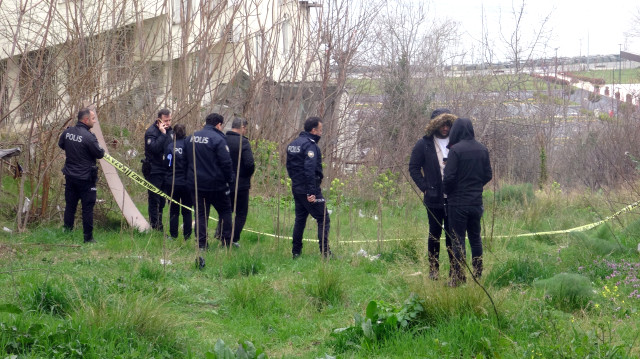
570, 232, 629, 256
620, 218, 640, 249
222, 253, 264, 278
487, 257, 550, 287
304, 266, 344, 309
330, 294, 425, 353
534, 273, 594, 312
26, 281, 73, 317
495, 183, 534, 205
205, 339, 268, 359
139, 261, 164, 281
226, 278, 279, 314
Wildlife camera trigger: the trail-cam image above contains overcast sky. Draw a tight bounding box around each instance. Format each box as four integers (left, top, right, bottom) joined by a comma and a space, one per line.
430, 0, 639, 62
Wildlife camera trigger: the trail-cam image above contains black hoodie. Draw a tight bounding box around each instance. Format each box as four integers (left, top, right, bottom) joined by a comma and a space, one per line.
442, 118, 492, 206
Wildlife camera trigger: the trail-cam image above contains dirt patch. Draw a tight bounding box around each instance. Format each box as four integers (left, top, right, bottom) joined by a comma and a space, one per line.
0, 243, 16, 260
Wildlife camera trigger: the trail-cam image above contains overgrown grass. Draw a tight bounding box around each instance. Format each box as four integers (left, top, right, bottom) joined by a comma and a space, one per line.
1, 180, 640, 357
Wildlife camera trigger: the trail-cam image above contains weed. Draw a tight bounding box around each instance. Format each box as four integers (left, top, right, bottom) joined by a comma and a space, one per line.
534, 273, 594, 312
78, 292, 185, 355
25, 281, 73, 317
139, 260, 164, 281
304, 266, 344, 309
226, 278, 279, 314
495, 183, 534, 204
487, 257, 550, 287
205, 339, 268, 358
330, 294, 425, 353
223, 253, 264, 278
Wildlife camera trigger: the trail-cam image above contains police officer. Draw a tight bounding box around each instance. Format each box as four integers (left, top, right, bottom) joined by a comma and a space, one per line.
58, 108, 105, 243
164, 123, 192, 240
286, 117, 331, 259
143, 108, 173, 231
185, 113, 234, 257
215, 117, 255, 247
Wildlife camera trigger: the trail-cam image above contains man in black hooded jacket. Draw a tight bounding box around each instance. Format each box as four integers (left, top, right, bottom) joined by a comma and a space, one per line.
409, 109, 457, 280
443, 118, 492, 286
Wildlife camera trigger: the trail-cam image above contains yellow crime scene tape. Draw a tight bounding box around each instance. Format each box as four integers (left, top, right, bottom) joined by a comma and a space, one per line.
102, 154, 639, 243
102, 154, 300, 241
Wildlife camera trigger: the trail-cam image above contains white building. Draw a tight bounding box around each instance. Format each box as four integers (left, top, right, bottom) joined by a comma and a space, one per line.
0, 0, 323, 130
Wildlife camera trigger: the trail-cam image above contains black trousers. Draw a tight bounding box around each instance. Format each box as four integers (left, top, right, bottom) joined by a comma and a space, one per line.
192, 190, 232, 249
292, 191, 330, 255
426, 204, 454, 272
146, 174, 165, 230
448, 205, 484, 281
63, 176, 97, 242
165, 184, 192, 239
215, 188, 250, 243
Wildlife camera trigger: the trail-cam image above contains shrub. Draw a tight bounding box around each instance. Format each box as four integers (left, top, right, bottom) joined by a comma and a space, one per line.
534, 273, 594, 312
495, 183, 534, 205
330, 294, 425, 352
570, 232, 628, 256
222, 253, 264, 278
139, 261, 164, 281
26, 281, 73, 317
487, 257, 549, 287
80, 292, 184, 355
304, 266, 344, 309
205, 339, 268, 359
226, 278, 279, 314
620, 218, 640, 249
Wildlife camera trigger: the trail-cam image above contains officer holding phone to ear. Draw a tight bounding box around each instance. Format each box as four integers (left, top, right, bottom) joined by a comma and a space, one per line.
143, 108, 173, 231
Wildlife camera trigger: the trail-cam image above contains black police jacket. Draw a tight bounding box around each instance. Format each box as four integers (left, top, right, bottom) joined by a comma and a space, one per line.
286, 131, 323, 195
164, 137, 188, 187
144, 123, 172, 176
226, 131, 255, 191
58, 121, 105, 181
409, 135, 446, 209
443, 118, 492, 207
184, 124, 234, 192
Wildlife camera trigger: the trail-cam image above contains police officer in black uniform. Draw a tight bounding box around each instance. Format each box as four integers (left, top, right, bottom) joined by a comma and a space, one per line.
58, 108, 105, 243
143, 108, 173, 231
164, 123, 192, 240
286, 117, 331, 258
185, 113, 234, 255
215, 117, 255, 247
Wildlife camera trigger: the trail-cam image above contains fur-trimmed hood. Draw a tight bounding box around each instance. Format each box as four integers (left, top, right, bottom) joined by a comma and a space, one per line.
424, 113, 457, 137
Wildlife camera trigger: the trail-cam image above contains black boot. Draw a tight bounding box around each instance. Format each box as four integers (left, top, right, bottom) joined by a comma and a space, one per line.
472, 256, 483, 279
428, 256, 439, 280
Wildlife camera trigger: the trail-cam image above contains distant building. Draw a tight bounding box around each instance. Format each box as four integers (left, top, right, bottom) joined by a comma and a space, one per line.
0, 0, 323, 130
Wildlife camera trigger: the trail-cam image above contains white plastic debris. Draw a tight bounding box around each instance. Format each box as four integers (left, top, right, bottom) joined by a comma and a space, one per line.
358, 209, 365, 218
327, 209, 333, 215
3, 227, 12, 233
22, 197, 31, 213
126, 149, 138, 158
355, 248, 380, 261
160, 259, 172, 265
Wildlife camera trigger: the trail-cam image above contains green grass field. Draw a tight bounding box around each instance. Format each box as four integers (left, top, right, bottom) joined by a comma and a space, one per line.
573, 68, 640, 84
1, 176, 640, 358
